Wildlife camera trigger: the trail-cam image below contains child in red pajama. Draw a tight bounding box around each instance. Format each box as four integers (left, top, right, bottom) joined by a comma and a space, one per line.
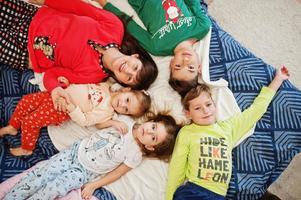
5, 92, 70, 154
0, 81, 151, 156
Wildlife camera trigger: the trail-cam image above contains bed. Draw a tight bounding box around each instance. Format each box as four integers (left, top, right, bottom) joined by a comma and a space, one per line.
0, 1, 301, 199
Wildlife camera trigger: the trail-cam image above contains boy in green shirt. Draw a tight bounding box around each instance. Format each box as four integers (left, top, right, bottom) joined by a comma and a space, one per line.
97, 0, 211, 96
166, 66, 290, 200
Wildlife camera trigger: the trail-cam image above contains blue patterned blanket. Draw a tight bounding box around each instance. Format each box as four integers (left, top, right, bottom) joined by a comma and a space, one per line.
209, 18, 301, 199
1, 14, 301, 200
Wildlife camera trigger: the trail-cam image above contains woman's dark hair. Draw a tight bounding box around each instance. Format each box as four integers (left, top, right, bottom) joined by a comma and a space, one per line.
116, 15, 158, 90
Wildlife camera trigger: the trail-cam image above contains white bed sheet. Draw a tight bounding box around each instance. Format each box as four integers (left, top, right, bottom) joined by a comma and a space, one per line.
30, 1, 255, 199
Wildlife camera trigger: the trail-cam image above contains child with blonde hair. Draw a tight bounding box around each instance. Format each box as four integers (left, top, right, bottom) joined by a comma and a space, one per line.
0, 80, 151, 156
166, 66, 290, 200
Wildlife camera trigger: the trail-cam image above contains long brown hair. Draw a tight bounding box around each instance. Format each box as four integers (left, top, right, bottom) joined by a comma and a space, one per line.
140, 114, 180, 161
114, 15, 158, 90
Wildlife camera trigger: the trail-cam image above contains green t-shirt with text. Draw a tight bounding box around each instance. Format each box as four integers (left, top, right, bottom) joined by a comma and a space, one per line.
104, 0, 211, 56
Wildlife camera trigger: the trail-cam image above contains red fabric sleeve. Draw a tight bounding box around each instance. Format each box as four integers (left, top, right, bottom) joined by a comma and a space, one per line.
43, 67, 107, 92
44, 0, 122, 26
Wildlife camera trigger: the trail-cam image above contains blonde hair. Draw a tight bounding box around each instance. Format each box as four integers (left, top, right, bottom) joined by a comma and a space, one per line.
130, 90, 151, 117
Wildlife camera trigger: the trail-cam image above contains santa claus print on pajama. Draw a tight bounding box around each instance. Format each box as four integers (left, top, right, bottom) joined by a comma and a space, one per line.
103, 0, 211, 56
9, 92, 70, 151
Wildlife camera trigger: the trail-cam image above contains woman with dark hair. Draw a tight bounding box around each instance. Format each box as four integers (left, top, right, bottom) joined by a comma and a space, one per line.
113, 22, 158, 90
0, 0, 157, 108
97, 0, 211, 97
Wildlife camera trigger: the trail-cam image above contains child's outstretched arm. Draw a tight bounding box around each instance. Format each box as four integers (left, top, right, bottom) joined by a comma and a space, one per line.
81, 163, 131, 200
228, 66, 289, 144
268, 66, 290, 91
95, 119, 129, 134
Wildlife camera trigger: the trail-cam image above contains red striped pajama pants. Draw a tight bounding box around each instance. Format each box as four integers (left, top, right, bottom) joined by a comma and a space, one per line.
9, 92, 70, 150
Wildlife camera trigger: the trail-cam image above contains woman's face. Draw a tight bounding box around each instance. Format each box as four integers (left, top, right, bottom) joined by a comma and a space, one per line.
111, 54, 143, 86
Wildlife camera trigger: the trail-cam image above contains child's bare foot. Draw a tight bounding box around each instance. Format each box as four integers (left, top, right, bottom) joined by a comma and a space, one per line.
0, 125, 18, 137
10, 147, 33, 156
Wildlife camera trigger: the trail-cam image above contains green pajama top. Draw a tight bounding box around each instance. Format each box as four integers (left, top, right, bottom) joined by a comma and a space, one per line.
166, 87, 276, 199
104, 0, 211, 56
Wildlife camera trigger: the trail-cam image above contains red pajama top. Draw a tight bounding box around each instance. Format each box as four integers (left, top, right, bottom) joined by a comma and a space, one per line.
28, 0, 124, 92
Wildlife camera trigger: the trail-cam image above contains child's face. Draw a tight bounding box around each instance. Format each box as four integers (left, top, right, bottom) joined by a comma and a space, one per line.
133, 121, 168, 151
110, 54, 142, 87
170, 50, 200, 81
186, 92, 216, 126
111, 91, 140, 116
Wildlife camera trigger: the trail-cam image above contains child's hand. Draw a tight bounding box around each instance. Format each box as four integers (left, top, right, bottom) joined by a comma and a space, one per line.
57, 76, 70, 89
66, 102, 76, 113
275, 65, 290, 81
268, 66, 290, 92
51, 87, 71, 111
56, 97, 75, 113
56, 97, 68, 112
81, 182, 97, 200
111, 120, 129, 134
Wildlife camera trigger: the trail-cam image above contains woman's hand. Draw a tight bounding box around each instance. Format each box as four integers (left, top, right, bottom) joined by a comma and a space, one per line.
51, 87, 71, 111
81, 182, 97, 200
28, 0, 45, 6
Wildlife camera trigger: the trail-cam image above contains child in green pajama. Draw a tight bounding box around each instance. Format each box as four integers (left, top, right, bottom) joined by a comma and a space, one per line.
166, 66, 290, 200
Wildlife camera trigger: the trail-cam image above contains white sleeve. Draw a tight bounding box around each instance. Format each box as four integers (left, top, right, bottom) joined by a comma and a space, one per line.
124, 145, 143, 169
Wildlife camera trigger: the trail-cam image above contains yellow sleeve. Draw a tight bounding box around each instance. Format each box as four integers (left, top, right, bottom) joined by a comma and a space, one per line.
226, 87, 276, 145
165, 129, 190, 200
